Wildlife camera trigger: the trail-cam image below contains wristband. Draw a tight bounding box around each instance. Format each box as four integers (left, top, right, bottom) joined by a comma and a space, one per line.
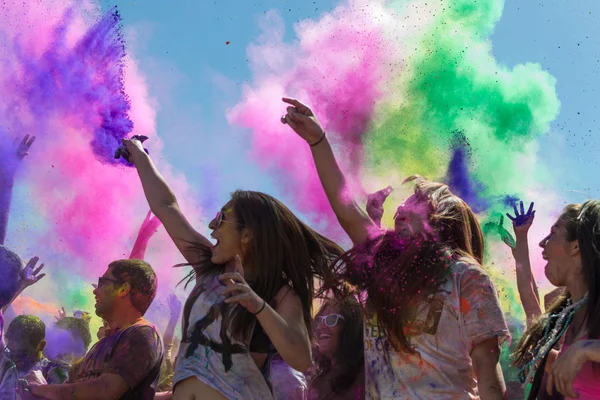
252, 299, 266, 315
309, 131, 326, 147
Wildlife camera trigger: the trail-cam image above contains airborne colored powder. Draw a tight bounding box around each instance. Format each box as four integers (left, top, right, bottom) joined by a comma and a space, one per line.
0, 0, 573, 387
229, 0, 563, 386
0, 1, 202, 338
445, 131, 489, 213
228, 2, 413, 240
2, 6, 133, 165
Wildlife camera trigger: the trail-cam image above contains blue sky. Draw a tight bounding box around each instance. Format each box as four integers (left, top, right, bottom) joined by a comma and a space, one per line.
110, 0, 600, 215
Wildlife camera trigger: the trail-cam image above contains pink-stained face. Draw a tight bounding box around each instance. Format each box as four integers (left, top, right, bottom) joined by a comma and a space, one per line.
394, 194, 433, 238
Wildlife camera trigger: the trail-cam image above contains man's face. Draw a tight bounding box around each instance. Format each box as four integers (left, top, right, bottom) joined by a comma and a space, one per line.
92, 268, 123, 319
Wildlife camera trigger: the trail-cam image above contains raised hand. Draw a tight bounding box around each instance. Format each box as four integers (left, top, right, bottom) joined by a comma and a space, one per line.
167, 293, 182, 318
280, 98, 326, 145
366, 186, 393, 223
483, 215, 516, 249
219, 255, 265, 314
15, 134, 36, 160
506, 201, 535, 235
55, 306, 67, 322
21, 256, 46, 290
120, 136, 149, 164
1, 134, 36, 177
138, 210, 162, 239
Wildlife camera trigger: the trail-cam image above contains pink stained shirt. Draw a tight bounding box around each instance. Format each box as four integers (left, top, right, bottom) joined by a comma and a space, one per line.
558, 338, 600, 400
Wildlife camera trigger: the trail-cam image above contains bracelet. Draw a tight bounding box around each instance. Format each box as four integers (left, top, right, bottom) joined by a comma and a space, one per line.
309, 131, 326, 147
252, 299, 266, 315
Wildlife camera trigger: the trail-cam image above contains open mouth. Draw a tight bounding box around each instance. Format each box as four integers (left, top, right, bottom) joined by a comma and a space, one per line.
318, 332, 332, 340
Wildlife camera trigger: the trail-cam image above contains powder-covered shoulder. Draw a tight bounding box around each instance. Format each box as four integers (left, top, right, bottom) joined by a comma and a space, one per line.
450, 259, 495, 285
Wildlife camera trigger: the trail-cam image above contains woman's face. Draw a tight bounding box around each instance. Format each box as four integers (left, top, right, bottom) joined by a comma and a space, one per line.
539, 217, 581, 287
394, 194, 433, 238
315, 303, 345, 360
208, 200, 248, 265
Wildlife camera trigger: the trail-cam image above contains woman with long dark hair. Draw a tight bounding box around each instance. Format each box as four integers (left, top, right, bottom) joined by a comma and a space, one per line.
122, 139, 343, 400
307, 296, 364, 400
281, 98, 509, 399
513, 201, 600, 399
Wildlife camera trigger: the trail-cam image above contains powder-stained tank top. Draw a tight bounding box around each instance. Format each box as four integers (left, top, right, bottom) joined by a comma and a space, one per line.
173, 274, 274, 400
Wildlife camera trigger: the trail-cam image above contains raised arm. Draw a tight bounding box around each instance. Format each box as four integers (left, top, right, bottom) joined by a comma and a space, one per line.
506, 201, 542, 326
163, 294, 182, 362
281, 98, 378, 245
1, 256, 45, 314
123, 139, 212, 263
0, 135, 36, 244
220, 256, 312, 372
129, 211, 162, 260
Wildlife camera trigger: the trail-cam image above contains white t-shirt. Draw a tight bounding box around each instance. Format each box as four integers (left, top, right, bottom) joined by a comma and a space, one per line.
363, 261, 509, 399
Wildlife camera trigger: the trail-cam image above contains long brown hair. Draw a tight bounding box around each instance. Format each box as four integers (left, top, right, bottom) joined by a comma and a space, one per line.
181, 190, 344, 342
404, 175, 485, 263
310, 296, 364, 397
512, 201, 600, 396
324, 232, 458, 352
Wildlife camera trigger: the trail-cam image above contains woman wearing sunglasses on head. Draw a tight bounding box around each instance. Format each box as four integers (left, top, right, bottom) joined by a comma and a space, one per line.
122, 139, 343, 400
307, 296, 365, 400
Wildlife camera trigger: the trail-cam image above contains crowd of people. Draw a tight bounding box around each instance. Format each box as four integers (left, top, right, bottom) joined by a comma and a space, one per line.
0, 99, 598, 399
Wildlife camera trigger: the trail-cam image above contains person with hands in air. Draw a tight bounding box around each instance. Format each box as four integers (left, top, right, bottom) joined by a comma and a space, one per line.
0, 245, 26, 399
512, 201, 600, 400
155, 293, 183, 396
282, 98, 509, 400
121, 137, 343, 400
505, 201, 543, 326
0, 134, 36, 245
1, 255, 45, 315
130, 211, 162, 260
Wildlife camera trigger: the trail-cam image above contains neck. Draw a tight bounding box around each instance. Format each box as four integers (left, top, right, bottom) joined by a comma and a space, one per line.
104, 306, 143, 331
568, 279, 588, 303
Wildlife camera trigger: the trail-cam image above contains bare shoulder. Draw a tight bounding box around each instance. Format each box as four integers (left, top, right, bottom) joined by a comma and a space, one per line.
274, 285, 301, 311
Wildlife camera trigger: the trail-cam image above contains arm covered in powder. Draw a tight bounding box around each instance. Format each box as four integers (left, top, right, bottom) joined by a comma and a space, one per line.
27, 374, 128, 400
162, 294, 181, 362
506, 201, 542, 325
123, 139, 212, 264
280, 98, 379, 245
129, 210, 162, 260
0, 135, 36, 244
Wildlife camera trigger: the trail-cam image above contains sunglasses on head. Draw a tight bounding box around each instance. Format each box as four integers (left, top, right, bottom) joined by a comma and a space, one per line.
214, 210, 243, 229
97, 277, 121, 289
315, 314, 345, 328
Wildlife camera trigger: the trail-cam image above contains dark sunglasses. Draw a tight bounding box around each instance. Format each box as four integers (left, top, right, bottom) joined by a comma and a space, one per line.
315, 314, 345, 328
214, 211, 243, 229
97, 277, 121, 288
